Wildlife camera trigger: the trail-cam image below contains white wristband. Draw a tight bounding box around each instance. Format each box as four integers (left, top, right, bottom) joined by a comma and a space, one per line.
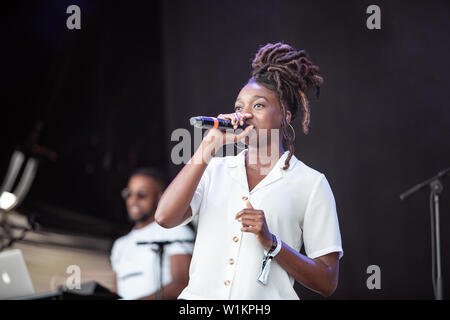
267, 235, 282, 257
258, 235, 282, 285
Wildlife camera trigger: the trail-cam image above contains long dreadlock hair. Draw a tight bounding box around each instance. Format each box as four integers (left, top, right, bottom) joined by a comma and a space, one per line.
250, 42, 323, 170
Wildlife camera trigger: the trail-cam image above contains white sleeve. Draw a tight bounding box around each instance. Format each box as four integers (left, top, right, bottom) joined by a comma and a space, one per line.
110, 240, 121, 273
179, 159, 212, 226
165, 225, 195, 256
302, 174, 343, 260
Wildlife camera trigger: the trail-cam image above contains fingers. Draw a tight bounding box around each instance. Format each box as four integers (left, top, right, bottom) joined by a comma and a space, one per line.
214, 113, 255, 146
237, 112, 253, 127
235, 208, 264, 221
217, 113, 239, 129
240, 216, 264, 233
234, 124, 254, 143
238, 215, 264, 225
238, 202, 257, 227
217, 112, 253, 130
235, 208, 264, 233
235, 207, 272, 250
236, 113, 245, 127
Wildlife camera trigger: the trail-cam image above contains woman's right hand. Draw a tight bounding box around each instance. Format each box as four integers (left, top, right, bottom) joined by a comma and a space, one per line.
202, 112, 254, 150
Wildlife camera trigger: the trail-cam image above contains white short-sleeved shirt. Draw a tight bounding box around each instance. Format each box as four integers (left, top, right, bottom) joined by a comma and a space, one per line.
110, 221, 194, 300
177, 149, 343, 300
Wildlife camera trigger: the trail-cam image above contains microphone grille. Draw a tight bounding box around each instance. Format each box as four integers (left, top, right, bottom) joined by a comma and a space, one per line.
189, 117, 198, 125
190, 117, 202, 128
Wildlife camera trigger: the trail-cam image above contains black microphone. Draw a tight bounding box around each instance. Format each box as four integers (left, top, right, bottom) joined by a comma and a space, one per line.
189, 116, 248, 130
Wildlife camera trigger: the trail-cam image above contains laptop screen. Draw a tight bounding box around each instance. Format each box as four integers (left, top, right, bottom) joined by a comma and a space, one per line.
0, 249, 35, 299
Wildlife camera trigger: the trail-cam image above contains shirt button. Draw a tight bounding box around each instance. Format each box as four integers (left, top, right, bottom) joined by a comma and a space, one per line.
224, 280, 231, 286
233, 236, 239, 243
229, 258, 235, 265
242, 196, 248, 201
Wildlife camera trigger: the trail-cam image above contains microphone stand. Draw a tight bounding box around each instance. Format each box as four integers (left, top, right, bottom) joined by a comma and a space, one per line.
400, 166, 450, 300
136, 239, 194, 300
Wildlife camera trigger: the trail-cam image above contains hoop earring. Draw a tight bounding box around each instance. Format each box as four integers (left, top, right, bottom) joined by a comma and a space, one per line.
287, 123, 296, 142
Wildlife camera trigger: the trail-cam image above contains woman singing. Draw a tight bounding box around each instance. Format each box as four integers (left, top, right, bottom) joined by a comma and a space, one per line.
155, 42, 343, 299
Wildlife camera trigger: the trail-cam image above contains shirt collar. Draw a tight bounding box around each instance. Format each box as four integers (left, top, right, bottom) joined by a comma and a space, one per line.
227, 149, 296, 170
225, 149, 297, 193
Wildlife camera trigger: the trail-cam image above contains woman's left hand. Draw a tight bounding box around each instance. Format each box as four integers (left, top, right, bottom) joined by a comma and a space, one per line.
235, 201, 273, 250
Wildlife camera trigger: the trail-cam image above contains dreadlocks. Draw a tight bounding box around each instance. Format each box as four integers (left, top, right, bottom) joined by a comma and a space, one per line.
250, 42, 323, 170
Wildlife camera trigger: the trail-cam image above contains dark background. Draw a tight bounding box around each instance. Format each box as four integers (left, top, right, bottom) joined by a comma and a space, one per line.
1, 0, 449, 299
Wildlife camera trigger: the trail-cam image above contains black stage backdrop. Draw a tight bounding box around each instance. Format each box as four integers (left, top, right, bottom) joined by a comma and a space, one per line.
1, 0, 449, 299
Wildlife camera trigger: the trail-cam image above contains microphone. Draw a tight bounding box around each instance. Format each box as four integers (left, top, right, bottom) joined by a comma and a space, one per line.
189, 116, 248, 130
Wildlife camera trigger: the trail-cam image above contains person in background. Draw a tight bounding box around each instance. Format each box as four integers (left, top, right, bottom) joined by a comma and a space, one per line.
110, 167, 194, 300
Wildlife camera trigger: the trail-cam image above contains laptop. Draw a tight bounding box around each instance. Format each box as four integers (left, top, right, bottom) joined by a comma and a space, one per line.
0, 249, 35, 299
